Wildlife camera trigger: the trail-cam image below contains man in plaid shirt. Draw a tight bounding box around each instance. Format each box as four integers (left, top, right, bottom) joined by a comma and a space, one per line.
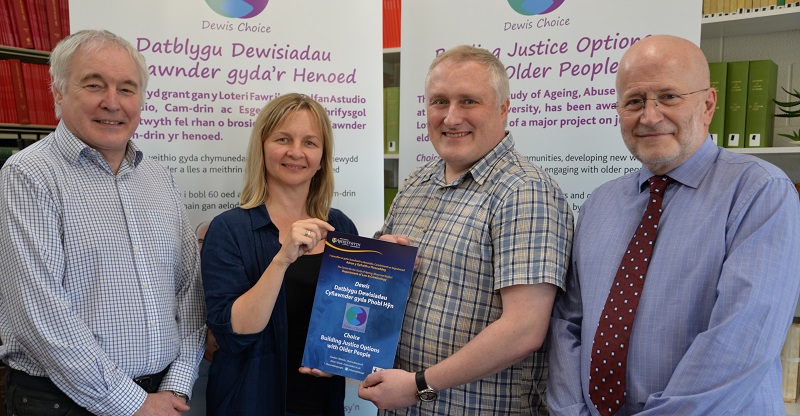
359, 45, 573, 415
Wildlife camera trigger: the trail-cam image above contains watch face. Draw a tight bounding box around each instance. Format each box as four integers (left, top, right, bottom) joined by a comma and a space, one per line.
418, 389, 438, 402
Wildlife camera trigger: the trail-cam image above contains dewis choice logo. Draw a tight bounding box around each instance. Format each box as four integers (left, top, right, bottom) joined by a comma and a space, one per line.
205, 0, 269, 18
342, 303, 370, 333
508, 0, 565, 15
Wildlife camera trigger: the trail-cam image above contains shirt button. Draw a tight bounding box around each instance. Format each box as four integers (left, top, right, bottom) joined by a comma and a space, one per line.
133, 246, 141, 253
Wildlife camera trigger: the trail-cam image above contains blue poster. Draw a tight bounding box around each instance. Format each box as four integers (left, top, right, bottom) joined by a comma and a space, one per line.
302, 232, 417, 380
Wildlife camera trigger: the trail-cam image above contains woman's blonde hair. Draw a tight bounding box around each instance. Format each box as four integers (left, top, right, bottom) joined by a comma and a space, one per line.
239, 93, 334, 220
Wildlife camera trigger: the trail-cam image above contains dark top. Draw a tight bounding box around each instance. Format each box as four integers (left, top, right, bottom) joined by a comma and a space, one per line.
202, 205, 357, 415
285, 253, 340, 414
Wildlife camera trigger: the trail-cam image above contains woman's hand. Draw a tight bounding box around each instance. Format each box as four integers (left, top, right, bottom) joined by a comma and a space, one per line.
298, 366, 335, 378
379, 234, 419, 268
275, 218, 334, 266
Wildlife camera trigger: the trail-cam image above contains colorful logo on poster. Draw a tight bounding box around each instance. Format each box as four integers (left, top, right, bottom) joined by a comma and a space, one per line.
342, 303, 369, 333
205, 0, 269, 18
507, 0, 565, 15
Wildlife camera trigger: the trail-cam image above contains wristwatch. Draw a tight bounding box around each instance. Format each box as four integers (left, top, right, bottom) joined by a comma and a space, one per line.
171, 390, 190, 404
415, 370, 438, 402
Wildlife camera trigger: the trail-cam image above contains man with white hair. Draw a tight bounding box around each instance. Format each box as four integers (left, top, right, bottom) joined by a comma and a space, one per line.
0, 30, 205, 416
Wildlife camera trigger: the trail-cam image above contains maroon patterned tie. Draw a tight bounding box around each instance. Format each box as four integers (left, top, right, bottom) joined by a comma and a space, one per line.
589, 175, 672, 416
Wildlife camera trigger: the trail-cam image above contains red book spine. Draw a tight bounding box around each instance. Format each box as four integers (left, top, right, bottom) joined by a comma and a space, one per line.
58, 0, 69, 38
0, 61, 17, 123
33, 63, 50, 125
21, 62, 37, 124
8, 59, 30, 124
8, 0, 33, 49
44, 0, 62, 49
0, 0, 19, 47
24, 0, 47, 51
38, 64, 57, 125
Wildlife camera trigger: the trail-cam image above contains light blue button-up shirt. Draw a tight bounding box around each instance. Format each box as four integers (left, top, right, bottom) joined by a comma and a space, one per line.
0, 123, 206, 416
549, 138, 800, 415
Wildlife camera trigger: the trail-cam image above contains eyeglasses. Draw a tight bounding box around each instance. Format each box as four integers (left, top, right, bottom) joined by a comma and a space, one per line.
616, 88, 710, 119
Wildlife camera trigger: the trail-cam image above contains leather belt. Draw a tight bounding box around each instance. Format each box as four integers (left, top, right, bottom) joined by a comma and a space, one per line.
10, 366, 169, 394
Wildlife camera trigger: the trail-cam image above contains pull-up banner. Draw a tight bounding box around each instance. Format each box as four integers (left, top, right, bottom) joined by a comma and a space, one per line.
70, 0, 385, 236
399, 0, 700, 214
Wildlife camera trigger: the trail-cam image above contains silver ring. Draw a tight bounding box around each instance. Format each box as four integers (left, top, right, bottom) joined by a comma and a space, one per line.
304, 230, 311, 238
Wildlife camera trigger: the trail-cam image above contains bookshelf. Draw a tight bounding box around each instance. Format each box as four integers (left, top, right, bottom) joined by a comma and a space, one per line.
0, 124, 54, 149
700, 6, 800, 183
729, 146, 800, 182
701, 6, 800, 39
0, 45, 50, 63
0, 46, 56, 149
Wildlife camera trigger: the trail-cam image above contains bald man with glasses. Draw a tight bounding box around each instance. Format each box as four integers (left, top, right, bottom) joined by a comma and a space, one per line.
548, 34, 800, 415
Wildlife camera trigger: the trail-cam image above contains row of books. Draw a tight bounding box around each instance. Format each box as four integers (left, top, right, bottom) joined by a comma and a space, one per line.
0, 59, 58, 126
383, 0, 400, 49
702, 0, 799, 16
0, 0, 70, 51
709, 60, 778, 148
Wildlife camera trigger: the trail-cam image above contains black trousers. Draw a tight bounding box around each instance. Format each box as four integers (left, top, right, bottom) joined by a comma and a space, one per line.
6, 382, 94, 416
5, 368, 167, 416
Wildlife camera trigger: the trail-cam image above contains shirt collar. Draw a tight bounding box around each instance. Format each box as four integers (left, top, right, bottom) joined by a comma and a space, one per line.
426, 132, 515, 186
469, 132, 514, 185
54, 121, 143, 172
250, 203, 274, 231
636, 135, 718, 192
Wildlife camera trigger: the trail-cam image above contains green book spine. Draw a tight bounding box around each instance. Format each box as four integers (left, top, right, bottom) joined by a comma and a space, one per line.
384, 87, 400, 154
384, 187, 398, 217
745, 60, 778, 148
0, 147, 17, 158
0, 146, 18, 168
708, 62, 727, 146
723, 61, 749, 148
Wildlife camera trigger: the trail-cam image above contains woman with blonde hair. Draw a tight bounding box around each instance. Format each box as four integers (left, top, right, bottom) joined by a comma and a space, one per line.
202, 93, 357, 415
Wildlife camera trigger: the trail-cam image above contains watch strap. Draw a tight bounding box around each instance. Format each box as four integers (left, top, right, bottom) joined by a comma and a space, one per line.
415, 370, 428, 391
415, 369, 438, 402
171, 390, 190, 404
